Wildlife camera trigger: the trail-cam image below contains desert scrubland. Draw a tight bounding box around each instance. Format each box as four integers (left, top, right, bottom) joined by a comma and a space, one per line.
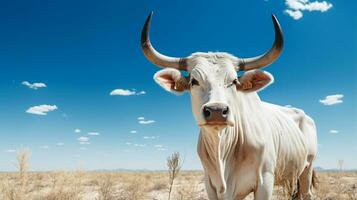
1, 151, 356, 200
1, 171, 357, 200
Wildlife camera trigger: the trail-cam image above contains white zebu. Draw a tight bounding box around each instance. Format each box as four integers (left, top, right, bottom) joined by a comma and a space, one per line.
141, 12, 318, 200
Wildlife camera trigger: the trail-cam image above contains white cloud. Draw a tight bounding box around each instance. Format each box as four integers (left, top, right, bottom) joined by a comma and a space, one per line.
26, 104, 58, 115
130, 130, 137, 134
139, 120, 155, 124
143, 136, 157, 139
329, 129, 339, 134
137, 91, 146, 95
284, 0, 333, 20
110, 89, 146, 96
110, 89, 135, 96
285, 9, 303, 20
125, 142, 132, 145
74, 129, 81, 133
134, 144, 146, 147
40, 145, 49, 149
137, 117, 155, 124
3, 149, 16, 153
56, 142, 64, 146
88, 132, 100, 136
79, 142, 90, 145
78, 136, 89, 142
154, 144, 167, 151
319, 94, 344, 106
22, 81, 47, 90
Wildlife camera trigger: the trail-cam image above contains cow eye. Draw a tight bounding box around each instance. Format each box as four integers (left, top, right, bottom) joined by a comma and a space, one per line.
232, 79, 238, 85
228, 79, 238, 87
190, 78, 199, 86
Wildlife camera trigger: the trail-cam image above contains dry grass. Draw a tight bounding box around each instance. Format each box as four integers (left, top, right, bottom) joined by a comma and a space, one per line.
95, 174, 115, 200
167, 152, 182, 200
17, 149, 30, 189
314, 172, 357, 200
39, 171, 84, 200
0, 171, 356, 199
0, 149, 31, 200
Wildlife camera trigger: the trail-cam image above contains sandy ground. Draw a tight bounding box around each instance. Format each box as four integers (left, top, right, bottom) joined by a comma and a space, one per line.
0, 171, 356, 200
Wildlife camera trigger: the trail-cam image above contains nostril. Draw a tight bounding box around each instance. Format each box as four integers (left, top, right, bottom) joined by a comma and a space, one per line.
222, 107, 229, 117
203, 107, 211, 119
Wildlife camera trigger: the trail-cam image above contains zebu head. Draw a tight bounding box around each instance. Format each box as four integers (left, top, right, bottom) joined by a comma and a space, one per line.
141, 12, 283, 129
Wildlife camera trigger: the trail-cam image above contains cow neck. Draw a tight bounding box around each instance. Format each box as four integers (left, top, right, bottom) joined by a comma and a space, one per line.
197, 92, 263, 195
198, 124, 241, 194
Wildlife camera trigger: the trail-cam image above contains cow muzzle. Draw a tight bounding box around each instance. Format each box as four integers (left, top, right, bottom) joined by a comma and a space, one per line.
200, 103, 233, 127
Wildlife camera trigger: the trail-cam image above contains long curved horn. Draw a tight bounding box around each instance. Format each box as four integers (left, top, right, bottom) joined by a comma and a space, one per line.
141, 12, 187, 70
237, 15, 284, 71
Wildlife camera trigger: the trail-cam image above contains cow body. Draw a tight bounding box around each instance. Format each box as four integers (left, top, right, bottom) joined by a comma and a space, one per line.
197, 97, 317, 199
155, 53, 318, 199
185, 53, 318, 199
141, 13, 318, 199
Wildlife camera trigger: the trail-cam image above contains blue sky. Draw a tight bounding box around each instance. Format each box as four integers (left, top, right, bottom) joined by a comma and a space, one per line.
0, 0, 356, 171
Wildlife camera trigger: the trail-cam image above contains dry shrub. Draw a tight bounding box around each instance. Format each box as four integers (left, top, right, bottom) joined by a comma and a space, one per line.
0, 149, 32, 200
167, 152, 182, 200
314, 174, 330, 200
0, 176, 24, 200
1, 167, 357, 200
346, 183, 357, 200
175, 181, 203, 200
149, 180, 167, 192
39, 171, 83, 200
96, 174, 116, 200
273, 166, 300, 200
118, 177, 146, 200
313, 172, 357, 200
27, 173, 47, 193
17, 149, 31, 188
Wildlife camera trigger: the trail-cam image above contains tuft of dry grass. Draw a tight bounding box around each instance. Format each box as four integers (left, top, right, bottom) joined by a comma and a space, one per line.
96, 174, 116, 200
314, 172, 357, 200
149, 180, 167, 192
0, 149, 32, 200
37, 171, 83, 200
167, 152, 182, 200
17, 149, 31, 189
118, 177, 147, 200
0, 176, 23, 200
175, 181, 203, 200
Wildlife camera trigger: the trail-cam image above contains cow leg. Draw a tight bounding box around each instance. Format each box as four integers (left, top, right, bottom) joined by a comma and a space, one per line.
297, 165, 314, 200
254, 172, 274, 200
205, 175, 219, 200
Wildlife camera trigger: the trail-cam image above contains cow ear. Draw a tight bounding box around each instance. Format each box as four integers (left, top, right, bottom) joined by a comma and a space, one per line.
236, 70, 274, 92
154, 68, 189, 95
